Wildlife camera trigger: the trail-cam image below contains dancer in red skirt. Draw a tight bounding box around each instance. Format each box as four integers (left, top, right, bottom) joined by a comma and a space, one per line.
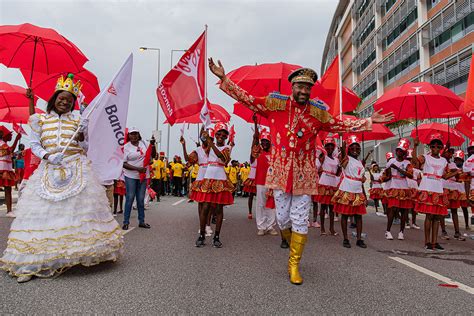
332, 135, 367, 249
314, 136, 340, 236
406, 149, 421, 229
0, 127, 21, 217
443, 150, 468, 240
113, 173, 126, 215
181, 130, 213, 237
463, 141, 474, 228
412, 134, 459, 251
454, 149, 470, 231
382, 138, 414, 241
243, 116, 259, 220
193, 123, 233, 248
381, 152, 394, 215
368, 163, 383, 214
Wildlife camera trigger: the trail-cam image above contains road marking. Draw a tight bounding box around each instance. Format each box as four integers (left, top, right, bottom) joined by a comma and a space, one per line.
172, 198, 186, 206
122, 227, 135, 235
389, 257, 474, 295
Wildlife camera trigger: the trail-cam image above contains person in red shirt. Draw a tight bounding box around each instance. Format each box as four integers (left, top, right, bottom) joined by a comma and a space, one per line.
0, 127, 21, 217
254, 127, 279, 236
209, 58, 393, 285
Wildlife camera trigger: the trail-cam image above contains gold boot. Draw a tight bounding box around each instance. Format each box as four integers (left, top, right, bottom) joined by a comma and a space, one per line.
288, 232, 307, 285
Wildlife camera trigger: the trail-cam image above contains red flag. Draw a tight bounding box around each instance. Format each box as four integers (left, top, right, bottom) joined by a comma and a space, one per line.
319, 56, 360, 117
455, 116, 474, 140
23, 148, 41, 180
461, 56, 474, 128
140, 143, 152, 182
157, 31, 206, 125
12, 123, 27, 136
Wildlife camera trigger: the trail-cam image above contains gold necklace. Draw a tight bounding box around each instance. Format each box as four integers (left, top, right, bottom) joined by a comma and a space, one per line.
285, 100, 308, 138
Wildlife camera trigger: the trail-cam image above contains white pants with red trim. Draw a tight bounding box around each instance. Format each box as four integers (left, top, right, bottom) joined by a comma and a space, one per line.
273, 190, 311, 234
256, 185, 276, 231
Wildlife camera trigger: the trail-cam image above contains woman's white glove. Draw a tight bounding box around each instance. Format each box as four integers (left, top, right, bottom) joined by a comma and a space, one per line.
47, 153, 64, 165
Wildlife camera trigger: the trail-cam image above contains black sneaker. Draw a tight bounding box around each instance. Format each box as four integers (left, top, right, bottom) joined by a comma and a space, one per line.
356, 239, 367, 248
212, 237, 223, 248
195, 236, 205, 247
343, 239, 351, 248
434, 243, 445, 252
280, 239, 289, 249
424, 243, 434, 251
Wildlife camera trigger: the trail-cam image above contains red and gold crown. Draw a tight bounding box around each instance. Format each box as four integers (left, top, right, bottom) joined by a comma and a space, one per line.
55, 73, 82, 97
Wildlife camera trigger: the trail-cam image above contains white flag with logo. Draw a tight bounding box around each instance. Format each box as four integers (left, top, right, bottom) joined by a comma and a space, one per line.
83, 54, 133, 183
200, 100, 211, 129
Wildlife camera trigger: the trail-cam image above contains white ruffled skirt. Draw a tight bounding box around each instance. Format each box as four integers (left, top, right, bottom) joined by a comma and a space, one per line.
0, 157, 124, 278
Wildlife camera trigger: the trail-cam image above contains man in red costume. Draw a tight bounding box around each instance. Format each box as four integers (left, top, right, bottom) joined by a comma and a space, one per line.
209, 58, 393, 285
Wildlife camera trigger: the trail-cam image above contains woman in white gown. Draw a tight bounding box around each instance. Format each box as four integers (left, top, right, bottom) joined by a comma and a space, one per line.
0, 74, 123, 283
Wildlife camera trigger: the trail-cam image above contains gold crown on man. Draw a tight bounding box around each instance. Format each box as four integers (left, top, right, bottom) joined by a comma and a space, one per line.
55, 73, 82, 97
288, 68, 318, 86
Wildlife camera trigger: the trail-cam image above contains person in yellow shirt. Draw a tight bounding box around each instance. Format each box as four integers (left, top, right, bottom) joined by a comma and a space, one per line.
239, 162, 251, 197
226, 160, 240, 196
171, 157, 185, 197
150, 152, 166, 202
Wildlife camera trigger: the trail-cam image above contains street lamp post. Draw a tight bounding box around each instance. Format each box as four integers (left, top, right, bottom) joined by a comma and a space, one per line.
139, 46, 161, 148
167, 49, 187, 159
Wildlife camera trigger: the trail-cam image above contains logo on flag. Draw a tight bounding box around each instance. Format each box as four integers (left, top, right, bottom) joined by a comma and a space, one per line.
107, 84, 117, 95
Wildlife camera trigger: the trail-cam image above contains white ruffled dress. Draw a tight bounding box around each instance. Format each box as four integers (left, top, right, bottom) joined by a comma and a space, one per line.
0, 111, 123, 278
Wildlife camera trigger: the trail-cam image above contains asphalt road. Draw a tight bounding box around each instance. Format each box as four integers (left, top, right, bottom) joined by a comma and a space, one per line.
0, 194, 473, 314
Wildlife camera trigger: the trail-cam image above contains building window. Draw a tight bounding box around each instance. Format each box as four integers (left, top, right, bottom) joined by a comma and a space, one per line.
384, 0, 397, 15
429, 13, 474, 56
444, 74, 469, 94
358, 18, 375, 46
383, 51, 420, 86
357, 0, 371, 17
427, 0, 441, 10
383, 8, 418, 50
360, 82, 377, 101
358, 50, 376, 74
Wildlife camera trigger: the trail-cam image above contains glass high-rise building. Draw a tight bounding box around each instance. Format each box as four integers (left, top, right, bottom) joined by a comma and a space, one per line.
321, 0, 473, 162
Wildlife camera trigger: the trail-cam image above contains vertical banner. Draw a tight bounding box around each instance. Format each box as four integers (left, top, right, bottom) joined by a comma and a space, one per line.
84, 54, 133, 183
157, 31, 206, 125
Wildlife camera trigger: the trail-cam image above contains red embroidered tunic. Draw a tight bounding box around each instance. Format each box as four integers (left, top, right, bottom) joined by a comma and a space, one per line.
220, 77, 372, 195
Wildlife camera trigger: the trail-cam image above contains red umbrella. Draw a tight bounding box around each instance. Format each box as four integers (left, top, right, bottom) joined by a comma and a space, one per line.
0, 23, 88, 86
20, 68, 100, 103
0, 82, 38, 108
233, 102, 270, 126
410, 122, 465, 146
0, 107, 44, 124
225, 62, 360, 115
343, 123, 394, 141
373, 82, 463, 123
164, 102, 230, 124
